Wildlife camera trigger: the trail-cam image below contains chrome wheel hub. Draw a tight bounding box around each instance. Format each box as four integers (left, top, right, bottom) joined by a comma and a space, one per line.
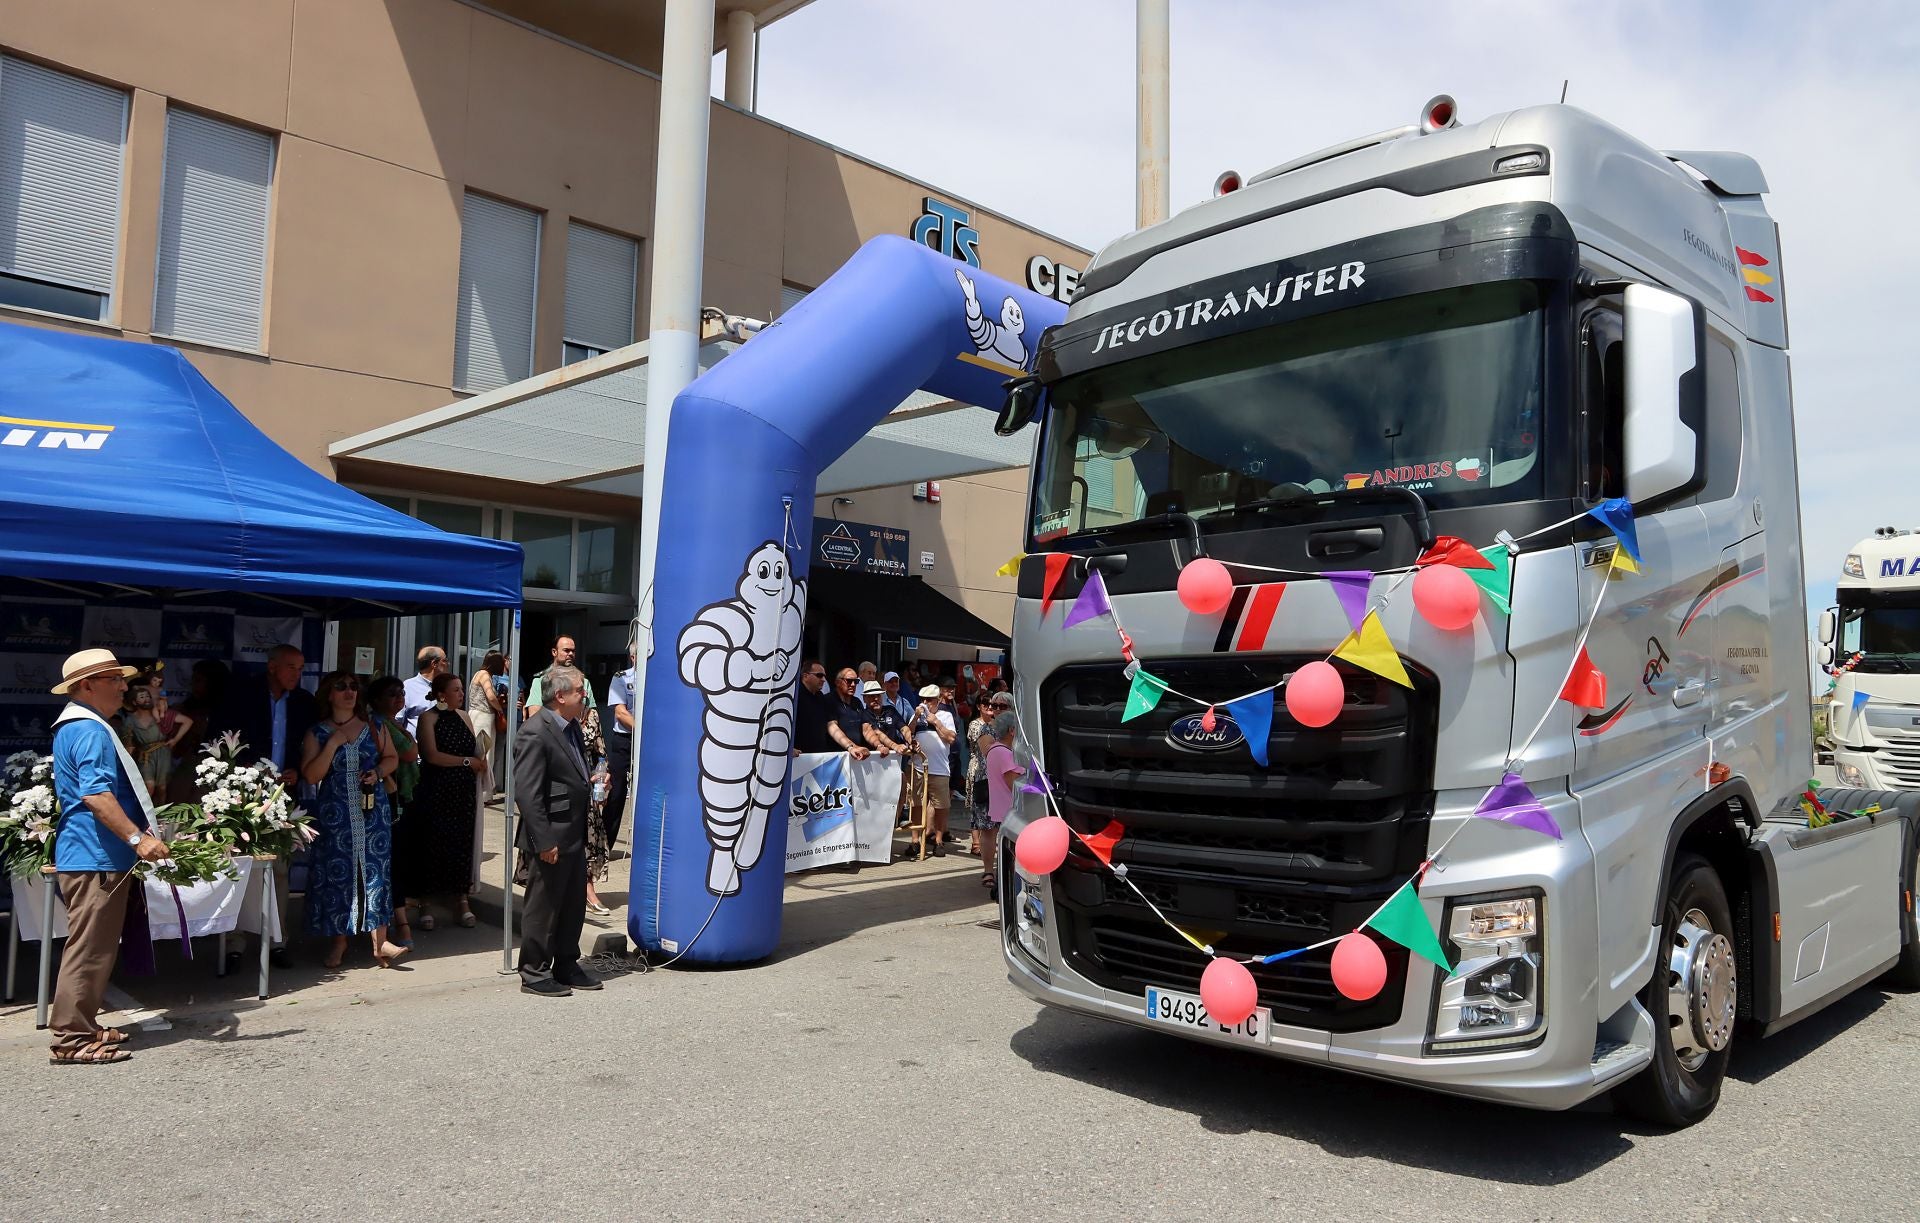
1665, 907, 1736, 1072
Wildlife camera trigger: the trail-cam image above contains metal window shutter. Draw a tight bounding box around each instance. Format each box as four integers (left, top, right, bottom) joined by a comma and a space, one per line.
153, 109, 272, 349
779, 283, 809, 315
0, 56, 126, 295
454, 193, 540, 392
1085, 458, 1115, 511
563, 222, 636, 352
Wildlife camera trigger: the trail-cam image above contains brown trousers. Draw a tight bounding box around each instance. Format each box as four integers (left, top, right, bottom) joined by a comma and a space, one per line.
49, 870, 134, 1052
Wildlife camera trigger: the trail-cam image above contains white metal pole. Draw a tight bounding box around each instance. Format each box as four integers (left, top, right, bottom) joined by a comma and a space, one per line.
630, 0, 716, 764
723, 9, 756, 110
1136, 0, 1170, 229
501, 608, 523, 972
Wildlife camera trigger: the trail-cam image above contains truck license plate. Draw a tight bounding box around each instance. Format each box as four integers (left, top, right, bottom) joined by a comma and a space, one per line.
1144, 987, 1270, 1045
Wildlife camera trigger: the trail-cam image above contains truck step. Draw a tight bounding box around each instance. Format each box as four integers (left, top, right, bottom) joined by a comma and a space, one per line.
1591, 1038, 1651, 1080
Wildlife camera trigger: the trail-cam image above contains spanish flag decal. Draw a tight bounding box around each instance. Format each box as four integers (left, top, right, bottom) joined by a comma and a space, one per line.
1736, 247, 1775, 303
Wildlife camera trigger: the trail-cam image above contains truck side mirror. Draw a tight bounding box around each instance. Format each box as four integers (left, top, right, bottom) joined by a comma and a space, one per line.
1622, 284, 1704, 505
1817, 644, 1836, 670
996, 377, 1045, 437
1817, 607, 1837, 646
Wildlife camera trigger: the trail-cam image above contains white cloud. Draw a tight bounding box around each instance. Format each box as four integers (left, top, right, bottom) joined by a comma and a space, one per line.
747, 0, 1920, 620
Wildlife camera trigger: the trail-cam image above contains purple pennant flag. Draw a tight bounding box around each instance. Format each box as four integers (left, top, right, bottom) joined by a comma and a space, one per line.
1472, 772, 1563, 839
1063, 569, 1113, 629
1020, 765, 1054, 796
1327, 570, 1374, 632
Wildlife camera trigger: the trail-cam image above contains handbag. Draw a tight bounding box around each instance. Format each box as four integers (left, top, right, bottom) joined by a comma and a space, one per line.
970, 773, 989, 809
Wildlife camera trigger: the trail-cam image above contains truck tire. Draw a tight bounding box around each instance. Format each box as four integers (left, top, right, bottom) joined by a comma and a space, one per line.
1884, 828, 1920, 990
1614, 853, 1737, 1128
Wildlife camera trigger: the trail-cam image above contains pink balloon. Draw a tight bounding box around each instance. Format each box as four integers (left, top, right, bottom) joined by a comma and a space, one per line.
1199, 956, 1260, 1026
1284, 660, 1344, 728
1014, 816, 1071, 875
1412, 563, 1480, 631
1177, 558, 1234, 615
1330, 931, 1388, 1002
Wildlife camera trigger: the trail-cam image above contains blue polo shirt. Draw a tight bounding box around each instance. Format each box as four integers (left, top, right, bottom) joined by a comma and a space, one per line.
52, 717, 149, 872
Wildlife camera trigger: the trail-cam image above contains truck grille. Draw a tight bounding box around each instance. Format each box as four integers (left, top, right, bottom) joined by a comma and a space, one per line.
1873, 729, 1920, 788
1042, 656, 1438, 1032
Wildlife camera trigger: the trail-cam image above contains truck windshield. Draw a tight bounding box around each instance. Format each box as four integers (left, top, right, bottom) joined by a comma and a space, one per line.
1030, 281, 1547, 543
1838, 600, 1920, 671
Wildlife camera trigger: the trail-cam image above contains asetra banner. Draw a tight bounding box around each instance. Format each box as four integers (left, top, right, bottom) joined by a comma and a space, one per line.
785, 752, 902, 872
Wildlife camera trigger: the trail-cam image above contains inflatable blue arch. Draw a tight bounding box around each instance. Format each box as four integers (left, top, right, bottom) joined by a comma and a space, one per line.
628, 235, 1068, 963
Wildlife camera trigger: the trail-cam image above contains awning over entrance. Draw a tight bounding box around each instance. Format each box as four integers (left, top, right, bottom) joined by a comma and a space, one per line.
807, 570, 1007, 648
328, 334, 1036, 497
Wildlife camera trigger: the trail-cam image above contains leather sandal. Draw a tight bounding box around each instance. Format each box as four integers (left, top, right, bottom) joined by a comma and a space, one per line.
50, 1043, 131, 1065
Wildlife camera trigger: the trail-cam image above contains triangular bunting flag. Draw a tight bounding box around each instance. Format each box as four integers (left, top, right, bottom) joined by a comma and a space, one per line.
1117, 629, 1136, 662
995, 554, 1023, 577
1333, 611, 1413, 688
1851, 690, 1870, 725
1416, 535, 1495, 571
1223, 690, 1275, 767
1019, 764, 1052, 796
1040, 553, 1070, 615
1558, 646, 1607, 710
1472, 772, 1563, 839
1200, 706, 1216, 732
1587, 497, 1641, 564
1609, 546, 1639, 576
1080, 819, 1125, 866
1063, 569, 1114, 628
1327, 570, 1374, 632
1365, 882, 1455, 974
1466, 545, 1512, 614
1121, 668, 1166, 722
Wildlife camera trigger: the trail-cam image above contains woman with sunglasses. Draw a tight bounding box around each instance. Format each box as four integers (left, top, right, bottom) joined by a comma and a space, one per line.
299, 671, 407, 970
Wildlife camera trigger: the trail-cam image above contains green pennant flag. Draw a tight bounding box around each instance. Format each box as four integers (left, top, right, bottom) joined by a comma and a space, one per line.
1467, 544, 1512, 615
1121, 668, 1166, 722
1365, 881, 1455, 974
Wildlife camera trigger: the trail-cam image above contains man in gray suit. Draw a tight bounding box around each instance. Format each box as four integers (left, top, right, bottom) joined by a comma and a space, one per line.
513, 664, 600, 997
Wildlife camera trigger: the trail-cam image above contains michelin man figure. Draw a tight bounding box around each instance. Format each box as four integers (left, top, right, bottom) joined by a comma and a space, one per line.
955, 267, 1028, 369
678, 541, 807, 896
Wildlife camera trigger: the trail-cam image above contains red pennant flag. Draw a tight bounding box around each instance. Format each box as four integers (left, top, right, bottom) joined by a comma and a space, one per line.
1416, 535, 1496, 571
1118, 629, 1136, 662
1558, 647, 1607, 710
1200, 706, 1217, 732
1041, 553, 1070, 615
1081, 819, 1125, 866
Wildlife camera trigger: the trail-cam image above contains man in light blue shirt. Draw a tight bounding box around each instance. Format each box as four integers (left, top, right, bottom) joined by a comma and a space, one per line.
47, 649, 170, 1062
603, 647, 636, 864
402, 645, 445, 736
882, 671, 915, 723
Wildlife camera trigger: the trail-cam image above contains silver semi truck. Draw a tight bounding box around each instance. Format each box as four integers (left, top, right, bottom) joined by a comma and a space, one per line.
996, 98, 1920, 1126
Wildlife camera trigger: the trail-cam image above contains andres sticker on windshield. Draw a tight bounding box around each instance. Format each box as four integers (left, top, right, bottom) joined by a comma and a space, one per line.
1033, 509, 1073, 542
1343, 455, 1488, 492
1088, 261, 1367, 356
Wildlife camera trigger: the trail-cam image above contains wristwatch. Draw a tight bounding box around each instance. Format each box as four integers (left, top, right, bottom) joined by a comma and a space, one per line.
125, 832, 143, 847
462, 757, 471, 768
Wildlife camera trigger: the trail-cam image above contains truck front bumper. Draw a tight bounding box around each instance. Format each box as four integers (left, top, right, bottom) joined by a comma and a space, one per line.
1002, 812, 1645, 1113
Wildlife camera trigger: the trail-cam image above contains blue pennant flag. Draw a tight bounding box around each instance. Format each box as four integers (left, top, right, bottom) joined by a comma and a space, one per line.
1587, 497, 1641, 564
1852, 690, 1870, 716
1224, 690, 1274, 768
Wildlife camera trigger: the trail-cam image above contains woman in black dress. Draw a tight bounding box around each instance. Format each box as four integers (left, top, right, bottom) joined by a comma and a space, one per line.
410, 672, 484, 929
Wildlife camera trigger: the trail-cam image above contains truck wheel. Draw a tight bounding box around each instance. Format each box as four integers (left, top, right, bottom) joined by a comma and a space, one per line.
1884, 830, 1920, 990
1614, 853, 1737, 1128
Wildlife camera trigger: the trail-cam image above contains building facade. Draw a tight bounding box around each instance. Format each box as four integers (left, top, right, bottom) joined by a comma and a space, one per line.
0, 0, 1085, 690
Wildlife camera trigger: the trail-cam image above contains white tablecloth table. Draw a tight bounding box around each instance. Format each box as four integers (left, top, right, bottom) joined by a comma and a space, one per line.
5, 856, 280, 1027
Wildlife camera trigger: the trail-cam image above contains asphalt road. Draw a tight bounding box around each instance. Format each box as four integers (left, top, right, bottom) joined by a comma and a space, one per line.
2, 863, 1914, 1222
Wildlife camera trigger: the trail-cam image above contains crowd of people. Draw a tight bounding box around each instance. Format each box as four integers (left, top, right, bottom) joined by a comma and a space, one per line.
793, 658, 1021, 895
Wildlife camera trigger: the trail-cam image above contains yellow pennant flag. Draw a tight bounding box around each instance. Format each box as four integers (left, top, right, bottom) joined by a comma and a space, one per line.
995, 554, 1024, 577
1333, 611, 1414, 688
1609, 546, 1640, 576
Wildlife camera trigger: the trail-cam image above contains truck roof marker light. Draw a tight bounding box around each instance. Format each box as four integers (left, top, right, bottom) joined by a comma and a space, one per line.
1213, 170, 1242, 197
1420, 94, 1458, 134
1495, 151, 1545, 175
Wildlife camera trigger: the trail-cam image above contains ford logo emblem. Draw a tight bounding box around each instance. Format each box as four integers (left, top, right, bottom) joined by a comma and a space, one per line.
1165, 712, 1246, 754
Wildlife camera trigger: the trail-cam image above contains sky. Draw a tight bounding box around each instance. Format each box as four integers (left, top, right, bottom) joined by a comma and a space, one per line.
741, 0, 1920, 633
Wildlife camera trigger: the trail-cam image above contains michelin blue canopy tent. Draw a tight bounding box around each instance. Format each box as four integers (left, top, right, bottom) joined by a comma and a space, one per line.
0, 321, 521, 613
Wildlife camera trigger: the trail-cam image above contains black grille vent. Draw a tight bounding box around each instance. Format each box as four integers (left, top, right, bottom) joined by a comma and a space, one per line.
1043, 655, 1438, 1032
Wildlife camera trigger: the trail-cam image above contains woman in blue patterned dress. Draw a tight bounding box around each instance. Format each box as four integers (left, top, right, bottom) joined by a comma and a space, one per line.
299, 671, 408, 970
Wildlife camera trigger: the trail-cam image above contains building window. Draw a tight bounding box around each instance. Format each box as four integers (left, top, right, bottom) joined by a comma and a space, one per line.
575, 519, 634, 595
153, 108, 273, 350
564, 221, 637, 364
454, 192, 540, 393
0, 56, 127, 323
413, 498, 485, 538
513, 510, 572, 591
779, 283, 809, 316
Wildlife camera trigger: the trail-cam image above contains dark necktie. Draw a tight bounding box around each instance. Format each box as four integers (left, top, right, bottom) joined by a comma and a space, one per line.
564, 720, 586, 768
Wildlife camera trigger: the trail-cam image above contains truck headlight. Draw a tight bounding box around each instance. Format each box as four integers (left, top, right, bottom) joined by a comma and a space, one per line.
1010, 859, 1050, 969
1430, 892, 1544, 1051
1837, 761, 1866, 787
1844, 553, 1864, 579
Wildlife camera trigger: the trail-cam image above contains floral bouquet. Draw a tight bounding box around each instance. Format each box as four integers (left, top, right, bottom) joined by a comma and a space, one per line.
0, 750, 58, 877
178, 731, 318, 861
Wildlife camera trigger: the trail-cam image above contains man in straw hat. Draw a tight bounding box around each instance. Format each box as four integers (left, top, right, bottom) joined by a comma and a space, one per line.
46, 649, 170, 1065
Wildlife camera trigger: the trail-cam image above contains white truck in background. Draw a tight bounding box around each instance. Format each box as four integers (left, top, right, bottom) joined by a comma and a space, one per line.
1821, 528, 1920, 788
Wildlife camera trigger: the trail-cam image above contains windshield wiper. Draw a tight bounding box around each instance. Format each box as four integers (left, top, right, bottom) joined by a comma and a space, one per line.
1053, 511, 1204, 559
1227, 486, 1436, 550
